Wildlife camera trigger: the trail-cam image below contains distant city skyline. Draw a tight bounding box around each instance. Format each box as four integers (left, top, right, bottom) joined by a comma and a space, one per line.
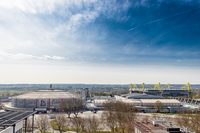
0, 0, 200, 84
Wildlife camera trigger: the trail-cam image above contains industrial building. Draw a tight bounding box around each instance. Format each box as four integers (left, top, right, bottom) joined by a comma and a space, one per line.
115, 95, 182, 112
134, 120, 189, 133
11, 90, 82, 112
86, 93, 182, 113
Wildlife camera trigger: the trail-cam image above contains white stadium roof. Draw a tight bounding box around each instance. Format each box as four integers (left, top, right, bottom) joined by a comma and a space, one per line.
13, 90, 79, 99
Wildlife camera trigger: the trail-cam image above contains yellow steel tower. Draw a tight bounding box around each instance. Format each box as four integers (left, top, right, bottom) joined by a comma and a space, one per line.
154, 82, 161, 90
187, 82, 192, 98
141, 83, 145, 92
130, 83, 137, 93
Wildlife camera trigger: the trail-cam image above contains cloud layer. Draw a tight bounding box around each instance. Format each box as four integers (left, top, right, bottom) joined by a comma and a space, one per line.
1, 0, 200, 66
0, 0, 200, 83
0, 0, 131, 64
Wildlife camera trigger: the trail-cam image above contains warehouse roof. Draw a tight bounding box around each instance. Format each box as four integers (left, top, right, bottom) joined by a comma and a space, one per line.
140, 99, 181, 104
13, 90, 79, 99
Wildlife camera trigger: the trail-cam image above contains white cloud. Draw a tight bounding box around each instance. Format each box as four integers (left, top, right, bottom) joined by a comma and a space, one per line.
0, 0, 199, 83
67, 11, 98, 31
0, 51, 65, 62
0, 0, 131, 65
0, 0, 97, 14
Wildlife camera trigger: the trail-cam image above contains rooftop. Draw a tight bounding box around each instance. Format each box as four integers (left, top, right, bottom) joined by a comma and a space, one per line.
13, 90, 79, 99
0, 111, 36, 127
140, 99, 181, 104
122, 93, 164, 99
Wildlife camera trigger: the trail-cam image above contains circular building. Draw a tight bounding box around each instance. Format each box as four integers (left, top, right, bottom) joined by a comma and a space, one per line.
11, 90, 83, 111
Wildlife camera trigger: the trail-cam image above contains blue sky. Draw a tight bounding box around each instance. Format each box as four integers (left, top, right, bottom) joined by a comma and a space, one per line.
0, 0, 200, 84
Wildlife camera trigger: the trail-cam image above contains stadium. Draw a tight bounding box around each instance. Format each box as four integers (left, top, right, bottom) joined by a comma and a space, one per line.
10, 90, 83, 112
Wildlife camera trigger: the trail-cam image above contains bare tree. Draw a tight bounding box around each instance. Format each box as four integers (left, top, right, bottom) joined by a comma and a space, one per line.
60, 100, 73, 118
103, 101, 137, 133
72, 98, 84, 118
71, 117, 85, 133
102, 110, 117, 133
60, 98, 84, 118
155, 100, 163, 113
85, 116, 100, 133
36, 115, 49, 133
51, 115, 67, 133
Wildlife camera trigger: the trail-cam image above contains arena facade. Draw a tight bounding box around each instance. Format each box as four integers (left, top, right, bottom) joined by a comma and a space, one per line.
11, 90, 83, 111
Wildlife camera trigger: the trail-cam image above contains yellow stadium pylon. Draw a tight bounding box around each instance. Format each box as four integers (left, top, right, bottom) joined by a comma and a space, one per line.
167, 84, 171, 89
181, 84, 186, 90
130, 83, 137, 93
154, 82, 162, 93
187, 82, 191, 92
141, 83, 145, 92
158, 82, 161, 91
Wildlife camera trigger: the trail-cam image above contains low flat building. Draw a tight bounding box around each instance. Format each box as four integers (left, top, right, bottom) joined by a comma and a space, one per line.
135, 121, 184, 133
115, 95, 182, 113
140, 99, 181, 107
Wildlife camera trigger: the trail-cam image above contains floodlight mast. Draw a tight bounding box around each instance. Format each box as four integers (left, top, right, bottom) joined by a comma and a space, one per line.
154, 82, 161, 90
187, 82, 191, 92
187, 82, 192, 98
130, 83, 137, 93
181, 82, 192, 98
167, 84, 171, 89
141, 83, 145, 92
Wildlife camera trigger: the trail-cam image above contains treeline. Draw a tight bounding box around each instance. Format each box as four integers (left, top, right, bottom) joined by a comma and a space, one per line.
32, 101, 137, 133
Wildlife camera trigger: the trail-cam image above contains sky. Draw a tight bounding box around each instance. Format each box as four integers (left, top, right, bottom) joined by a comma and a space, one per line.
0, 0, 200, 84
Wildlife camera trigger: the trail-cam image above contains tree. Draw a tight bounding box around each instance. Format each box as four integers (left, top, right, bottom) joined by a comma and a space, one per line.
103, 101, 137, 133
60, 100, 73, 118
155, 100, 163, 113
51, 115, 67, 133
85, 116, 100, 133
60, 98, 84, 118
71, 117, 85, 133
36, 115, 49, 133
72, 98, 84, 118
102, 109, 117, 133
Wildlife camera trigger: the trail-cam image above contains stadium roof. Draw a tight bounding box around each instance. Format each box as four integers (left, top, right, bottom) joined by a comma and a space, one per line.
0, 111, 36, 126
122, 93, 164, 99
140, 99, 181, 104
